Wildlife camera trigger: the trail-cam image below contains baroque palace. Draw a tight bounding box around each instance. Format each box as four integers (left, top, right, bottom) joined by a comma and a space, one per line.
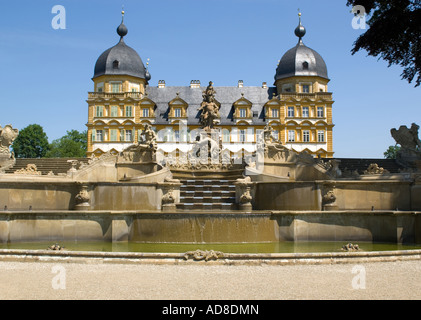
86, 12, 334, 159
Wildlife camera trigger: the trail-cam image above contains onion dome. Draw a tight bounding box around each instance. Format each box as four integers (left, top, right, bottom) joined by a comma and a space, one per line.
275, 13, 328, 81
93, 11, 150, 82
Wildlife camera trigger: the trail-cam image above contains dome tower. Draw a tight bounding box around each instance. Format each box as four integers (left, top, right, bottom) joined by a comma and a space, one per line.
274, 13, 335, 158
86, 11, 151, 158
274, 13, 329, 94
92, 10, 151, 94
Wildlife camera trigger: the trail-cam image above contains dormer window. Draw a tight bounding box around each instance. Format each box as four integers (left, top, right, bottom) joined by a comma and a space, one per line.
168, 93, 188, 123
302, 61, 309, 70
264, 97, 281, 120
271, 109, 279, 118
139, 96, 156, 122
113, 60, 119, 69
233, 95, 252, 124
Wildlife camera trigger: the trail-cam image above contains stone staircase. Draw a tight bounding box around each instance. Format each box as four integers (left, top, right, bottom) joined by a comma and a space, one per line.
326, 158, 404, 174
171, 169, 244, 211
4, 158, 89, 175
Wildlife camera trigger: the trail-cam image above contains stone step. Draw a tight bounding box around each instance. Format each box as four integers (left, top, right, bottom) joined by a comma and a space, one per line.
180, 188, 235, 197
176, 203, 237, 211
181, 185, 236, 192
5, 158, 89, 175
180, 179, 238, 186
180, 196, 236, 204
171, 168, 244, 180
323, 158, 403, 174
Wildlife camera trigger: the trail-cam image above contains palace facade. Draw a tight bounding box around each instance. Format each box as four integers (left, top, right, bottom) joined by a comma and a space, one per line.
86, 13, 334, 159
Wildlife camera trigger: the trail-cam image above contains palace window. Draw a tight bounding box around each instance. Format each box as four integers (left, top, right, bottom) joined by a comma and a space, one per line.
96, 130, 103, 142
271, 108, 279, 118
110, 106, 118, 117
96, 106, 104, 117
222, 129, 230, 143
111, 82, 121, 93
287, 107, 295, 118
302, 85, 310, 93
302, 61, 309, 70
272, 130, 279, 141
125, 106, 133, 117
303, 130, 310, 142
317, 107, 324, 118
239, 129, 246, 142
174, 130, 180, 142
239, 108, 247, 118
318, 131, 325, 142
174, 108, 181, 118
302, 107, 309, 118
125, 130, 133, 142
142, 108, 149, 118
288, 130, 295, 142
113, 60, 119, 69
110, 129, 118, 141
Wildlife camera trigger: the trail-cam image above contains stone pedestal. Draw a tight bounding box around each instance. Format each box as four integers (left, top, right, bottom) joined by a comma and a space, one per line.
322, 203, 339, 211
74, 202, 91, 211
74, 184, 91, 211
238, 203, 253, 211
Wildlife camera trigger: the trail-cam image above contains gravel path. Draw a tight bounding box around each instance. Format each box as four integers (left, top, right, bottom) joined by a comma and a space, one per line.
0, 260, 420, 300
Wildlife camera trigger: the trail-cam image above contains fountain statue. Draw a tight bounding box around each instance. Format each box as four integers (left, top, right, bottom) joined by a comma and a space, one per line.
0, 124, 18, 172
198, 81, 220, 131
391, 123, 421, 167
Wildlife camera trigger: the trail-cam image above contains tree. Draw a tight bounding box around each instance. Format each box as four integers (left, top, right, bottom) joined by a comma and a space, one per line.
45, 130, 87, 158
12, 124, 50, 158
347, 0, 421, 87
384, 145, 401, 159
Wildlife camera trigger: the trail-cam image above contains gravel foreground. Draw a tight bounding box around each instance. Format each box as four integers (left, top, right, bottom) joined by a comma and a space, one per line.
0, 260, 420, 300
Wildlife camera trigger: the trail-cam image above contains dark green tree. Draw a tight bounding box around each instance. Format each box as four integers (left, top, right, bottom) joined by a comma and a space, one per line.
346, 0, 421, 87
45, 130, 87, 158
12, 124, 50, 158
384, 145, 401, 159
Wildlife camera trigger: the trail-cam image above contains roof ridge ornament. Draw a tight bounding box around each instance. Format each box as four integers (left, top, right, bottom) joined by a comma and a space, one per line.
294, 10, 306, 44
117, 8, 128, 41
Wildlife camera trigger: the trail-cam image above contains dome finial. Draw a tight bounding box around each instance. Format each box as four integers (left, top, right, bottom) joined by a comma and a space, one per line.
294, 10, 306, 43
117, 7, 128, 40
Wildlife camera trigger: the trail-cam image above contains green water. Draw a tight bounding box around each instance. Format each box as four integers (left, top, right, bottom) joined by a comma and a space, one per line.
0, 241, 420, 254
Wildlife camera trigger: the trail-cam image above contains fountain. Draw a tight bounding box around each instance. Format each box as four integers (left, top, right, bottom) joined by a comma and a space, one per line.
0, 119, 421, 263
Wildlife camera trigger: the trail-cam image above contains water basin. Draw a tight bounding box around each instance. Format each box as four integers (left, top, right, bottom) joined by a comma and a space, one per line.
0, 241, 420, 254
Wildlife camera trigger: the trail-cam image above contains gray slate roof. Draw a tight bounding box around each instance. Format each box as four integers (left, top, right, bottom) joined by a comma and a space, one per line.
275, 41, 329, 81
93, 39, 149, 80
145, 85, 277, 126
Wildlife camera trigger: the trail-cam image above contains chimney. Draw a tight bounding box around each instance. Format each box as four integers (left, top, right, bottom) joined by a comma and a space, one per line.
262, 82, 267, 89
190, 80, 201, 88
238, 80, 244, 88
158, 80, 166, 88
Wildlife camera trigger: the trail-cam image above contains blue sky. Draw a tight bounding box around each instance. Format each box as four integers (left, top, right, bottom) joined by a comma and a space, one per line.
0, 0, 419, 158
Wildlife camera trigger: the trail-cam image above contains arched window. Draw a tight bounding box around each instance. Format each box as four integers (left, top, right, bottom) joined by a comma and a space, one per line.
302, 61, 309, 70
113, 60, 119, 69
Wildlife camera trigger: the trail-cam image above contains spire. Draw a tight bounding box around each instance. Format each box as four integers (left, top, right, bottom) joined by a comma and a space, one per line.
294, 11, 306, 43
117, 8, 128, 40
